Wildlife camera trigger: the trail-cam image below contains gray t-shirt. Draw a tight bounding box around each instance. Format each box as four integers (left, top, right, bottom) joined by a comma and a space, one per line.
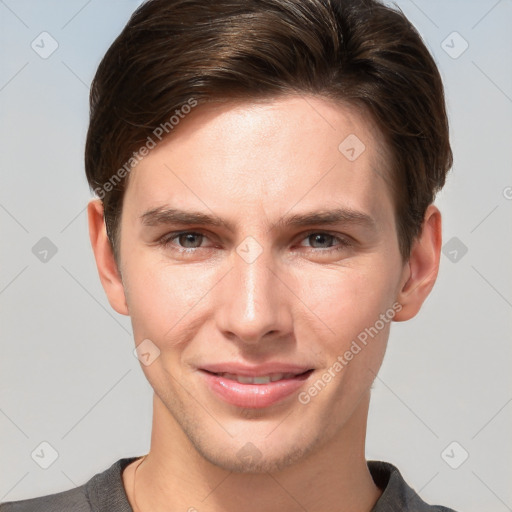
0, 458, 458, 511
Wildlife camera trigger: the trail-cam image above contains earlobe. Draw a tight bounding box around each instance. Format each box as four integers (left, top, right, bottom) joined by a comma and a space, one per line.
394, 205, 442, 322
87, 199, 129, 316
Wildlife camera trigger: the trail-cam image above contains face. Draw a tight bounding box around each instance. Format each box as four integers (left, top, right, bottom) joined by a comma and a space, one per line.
108, 95, 411, 472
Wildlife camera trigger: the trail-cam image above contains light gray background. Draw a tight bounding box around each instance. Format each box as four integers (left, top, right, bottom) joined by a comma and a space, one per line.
1, 1, 511, 511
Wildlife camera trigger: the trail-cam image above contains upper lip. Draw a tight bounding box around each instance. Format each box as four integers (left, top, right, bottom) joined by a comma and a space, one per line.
199, 362, 313, 377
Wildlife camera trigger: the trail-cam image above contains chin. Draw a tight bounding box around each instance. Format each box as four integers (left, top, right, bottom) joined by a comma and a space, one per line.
189, 428, 322, 474
201, 444, 310, 474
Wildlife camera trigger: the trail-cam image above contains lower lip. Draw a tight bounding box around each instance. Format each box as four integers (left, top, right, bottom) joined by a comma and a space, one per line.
199, 370, 313, 409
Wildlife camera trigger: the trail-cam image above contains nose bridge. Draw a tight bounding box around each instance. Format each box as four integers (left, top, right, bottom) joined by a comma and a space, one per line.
217, 237, 289, 343
238, 246, 271, 321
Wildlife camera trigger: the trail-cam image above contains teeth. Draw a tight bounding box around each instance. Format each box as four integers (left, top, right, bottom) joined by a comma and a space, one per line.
219, 372, 297, 384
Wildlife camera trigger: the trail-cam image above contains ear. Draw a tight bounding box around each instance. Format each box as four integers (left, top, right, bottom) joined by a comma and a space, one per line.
394, 204, 442, 322
87, 199, 129, 316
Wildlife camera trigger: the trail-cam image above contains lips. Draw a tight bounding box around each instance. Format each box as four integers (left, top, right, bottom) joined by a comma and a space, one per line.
199, 362, 313, 377
215, 372, 306, 384
198, 363, 314, 408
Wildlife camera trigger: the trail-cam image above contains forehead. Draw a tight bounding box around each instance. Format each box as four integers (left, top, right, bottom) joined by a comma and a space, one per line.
123, 94, 394, 226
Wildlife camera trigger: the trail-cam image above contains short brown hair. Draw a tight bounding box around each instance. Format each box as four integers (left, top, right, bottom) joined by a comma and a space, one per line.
85, 0, 452, 262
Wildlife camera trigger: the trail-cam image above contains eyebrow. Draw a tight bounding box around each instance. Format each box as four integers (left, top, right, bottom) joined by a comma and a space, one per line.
140, 206, 376, 232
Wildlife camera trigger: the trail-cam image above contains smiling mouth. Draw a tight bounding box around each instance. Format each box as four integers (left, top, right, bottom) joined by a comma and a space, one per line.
202, 369, 313, 384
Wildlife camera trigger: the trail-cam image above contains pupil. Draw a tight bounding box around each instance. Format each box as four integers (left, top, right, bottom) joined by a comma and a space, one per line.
311, 234, 331, 248
180, 233, 201, 248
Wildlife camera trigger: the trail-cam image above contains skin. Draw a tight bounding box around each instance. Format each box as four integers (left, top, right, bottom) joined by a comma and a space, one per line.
88, 94, 442, 512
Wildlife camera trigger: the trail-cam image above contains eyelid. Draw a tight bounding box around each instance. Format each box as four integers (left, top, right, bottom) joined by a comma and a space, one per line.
158, 230, 212, 249
297, 230, 353, 248
158, 229, 353, 251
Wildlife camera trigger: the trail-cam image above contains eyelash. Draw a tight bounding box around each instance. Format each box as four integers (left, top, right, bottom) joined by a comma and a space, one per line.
157, 230, 352, 254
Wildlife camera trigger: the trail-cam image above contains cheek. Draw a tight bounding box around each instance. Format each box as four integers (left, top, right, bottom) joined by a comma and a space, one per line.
301, 260, 399, 348
301, 264, 398, 406
123, 258, 218, 390
123, 255, 214, 345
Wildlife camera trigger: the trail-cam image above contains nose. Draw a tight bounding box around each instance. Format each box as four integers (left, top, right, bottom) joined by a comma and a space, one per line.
215, 242, 293, 346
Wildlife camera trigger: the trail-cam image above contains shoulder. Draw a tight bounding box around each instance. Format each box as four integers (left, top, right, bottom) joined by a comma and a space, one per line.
368, 460, 459, 512
0, 485, 90, 512
0, 457, 139, 512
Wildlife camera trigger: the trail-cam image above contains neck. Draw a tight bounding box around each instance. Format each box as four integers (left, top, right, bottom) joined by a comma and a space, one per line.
124, 392, 381, 512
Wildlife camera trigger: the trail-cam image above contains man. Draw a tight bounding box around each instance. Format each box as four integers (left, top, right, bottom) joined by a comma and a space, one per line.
0, 0, 457, 510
